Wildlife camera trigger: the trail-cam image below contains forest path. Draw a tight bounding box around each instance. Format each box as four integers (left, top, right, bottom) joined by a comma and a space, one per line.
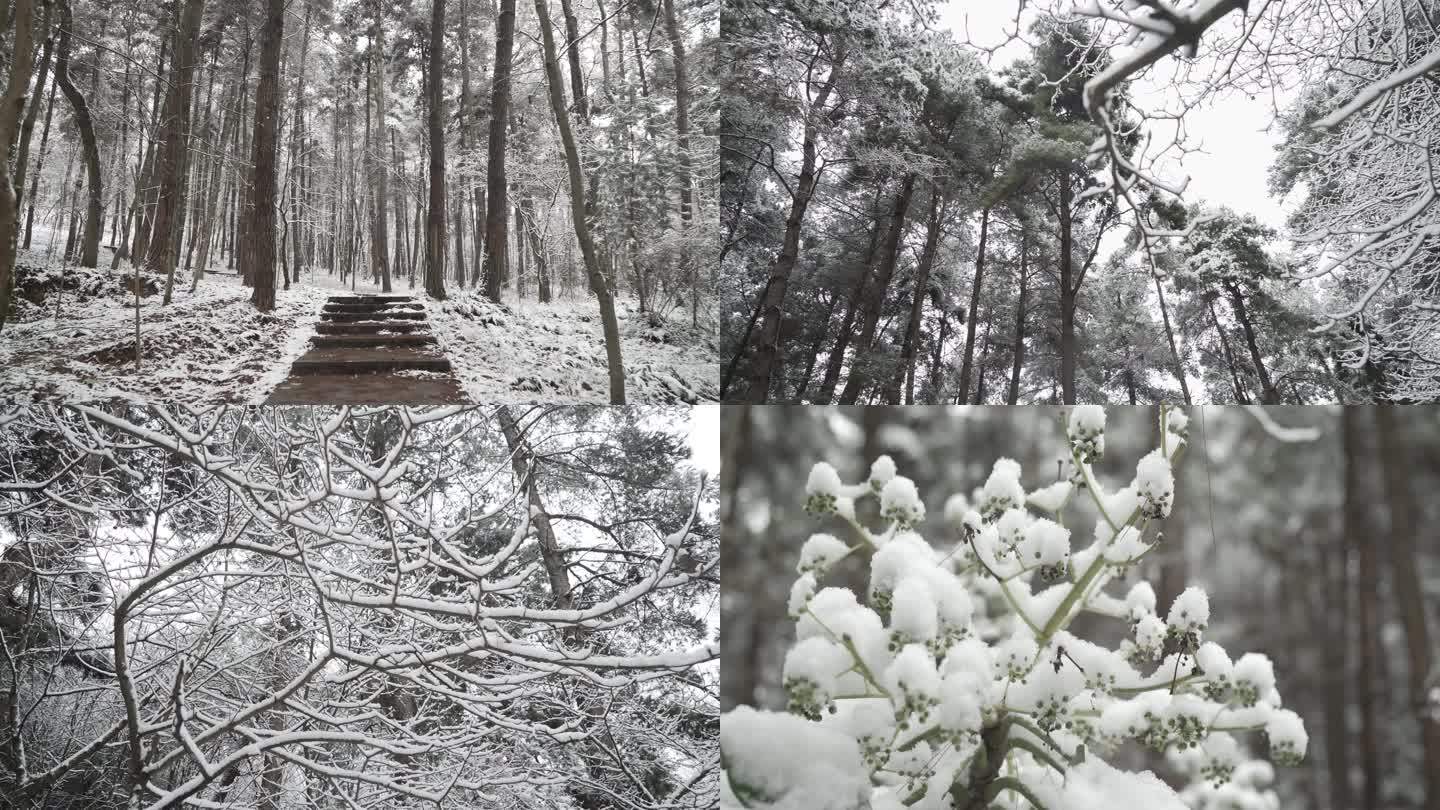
265, 295, 468, 404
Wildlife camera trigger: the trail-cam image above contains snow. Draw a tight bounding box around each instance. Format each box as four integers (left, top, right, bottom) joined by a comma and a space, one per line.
997, 508, 1030, 549
885, 644, 941, 700
1101, 485, 1142, 524
1029, 757, 1187, 810
1203, 732, 1241, 769
941, 638, 995, 684
789, 573, 818, 617
797, 588, 888, 675
879, 476, 925, 526
937, 674, 982, 733
1098, 698, 1149, 742
870, 532, 937, 597
1135, 614, 1167, 653
798, 533, 850, 574
869, 455, 897, 487
1167, 408, 1190, 435
807, 462, 844, 498
1125, 581, 1158, 618
997, 637, 1039, 679
980, 458, 1026, 514
1027, 481, 1072, 513
1265, 709, 1308, 761
1136, 449, 1176, 518
1167, 586, 1210, 634
1019, 518, 1071, 568
0, 258, 328, 402
1069, 404, 1107, 437
1104, 525, 1150, 562
720, 707, 869, 810
890, 578, 939, 642
1008, 656, 1085, 714
785, 637, 851, 700
1196, 642, 1233, 680
1233, 653, 1277, 700
429, 292, 718, 403
932, 575, 973, 629
823, 697, 896, 747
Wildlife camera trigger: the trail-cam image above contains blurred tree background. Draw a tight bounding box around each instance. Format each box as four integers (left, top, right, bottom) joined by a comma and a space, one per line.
721, 406, 1440, 809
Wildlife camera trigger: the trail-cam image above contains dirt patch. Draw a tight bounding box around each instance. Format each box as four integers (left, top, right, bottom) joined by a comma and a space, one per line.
9, 259, 163, 322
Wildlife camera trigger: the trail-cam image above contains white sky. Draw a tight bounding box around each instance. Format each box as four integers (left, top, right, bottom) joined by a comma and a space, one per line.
938, 1, 1294, 227
687, 404, 720, 475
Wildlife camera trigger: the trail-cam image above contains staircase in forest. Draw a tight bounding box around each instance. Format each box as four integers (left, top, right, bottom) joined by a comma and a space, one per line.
267, 295, 467, 403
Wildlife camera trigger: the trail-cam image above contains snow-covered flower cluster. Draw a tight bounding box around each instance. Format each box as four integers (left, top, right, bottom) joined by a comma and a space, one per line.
722, 407, 1305, 810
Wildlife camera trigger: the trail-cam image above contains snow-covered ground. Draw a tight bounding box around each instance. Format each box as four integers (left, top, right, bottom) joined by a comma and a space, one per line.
430, 293, 719, 403
1, 244, 718, 403
0, 255, 330, 403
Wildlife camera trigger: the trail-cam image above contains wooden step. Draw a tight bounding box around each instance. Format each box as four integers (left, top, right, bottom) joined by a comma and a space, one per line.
267, 373, 467, 404
314, 320, 428, 335
289, 346, 452, 375
323, 302, 424, 314
320, 310, 426, 322
327, 295, 415, 304
310, 333, 436, 349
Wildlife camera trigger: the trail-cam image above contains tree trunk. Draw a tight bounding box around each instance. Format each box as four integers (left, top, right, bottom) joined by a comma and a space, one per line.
1227, 282, 1278, 403
816, 195, 886, 404
1346, 408, 1380, 810
133, 40, 172, 266
145, 0, 207, 302
23, 67, 58, 252
423, 0, 448, 299
1206, 296, 1250, 403
794, 291, 837, 403
535, 0, 626, 402
956, 206, 990, 404
1376, 407, 1440, 810
928, 309, 949, 403
460, 0, 487, 286
482, 0, 516, 301
1323, 423, 1354, 809
745, 45, 848, 402
1154, 274, 1191, 404
661, 0, 697, 326
453, 186, 467, 288
371, 15, 393, 293
837, 174, 915, 404
13, 5, 54, 239
973, 321, 992, 404
886, 190, 942, 404
1007, 232, 1027, 405
53, 0, 102, 268
0, 0, 41, 332
289, 2, 311, 283
521, 195, 551, 303
242, 0, 285, 311
496, 407, 574, 610
513, 201, 526, 299
193, 76, 238, 290
1058, 174, 1077, 404
183, 54, 217, 276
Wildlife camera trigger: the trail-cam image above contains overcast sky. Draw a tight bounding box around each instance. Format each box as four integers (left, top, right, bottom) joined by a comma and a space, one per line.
688, 404, 719, 475
938, 1, 1296, 227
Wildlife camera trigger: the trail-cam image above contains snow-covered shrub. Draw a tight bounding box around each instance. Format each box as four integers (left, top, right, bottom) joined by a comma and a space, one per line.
721, 407, 1305, 810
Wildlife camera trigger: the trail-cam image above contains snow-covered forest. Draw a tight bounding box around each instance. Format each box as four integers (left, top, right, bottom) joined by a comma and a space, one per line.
0, 0, 718, 404
721, 0, 1440, 404
721, 405, 1440, 809
0, 405, 720, 808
